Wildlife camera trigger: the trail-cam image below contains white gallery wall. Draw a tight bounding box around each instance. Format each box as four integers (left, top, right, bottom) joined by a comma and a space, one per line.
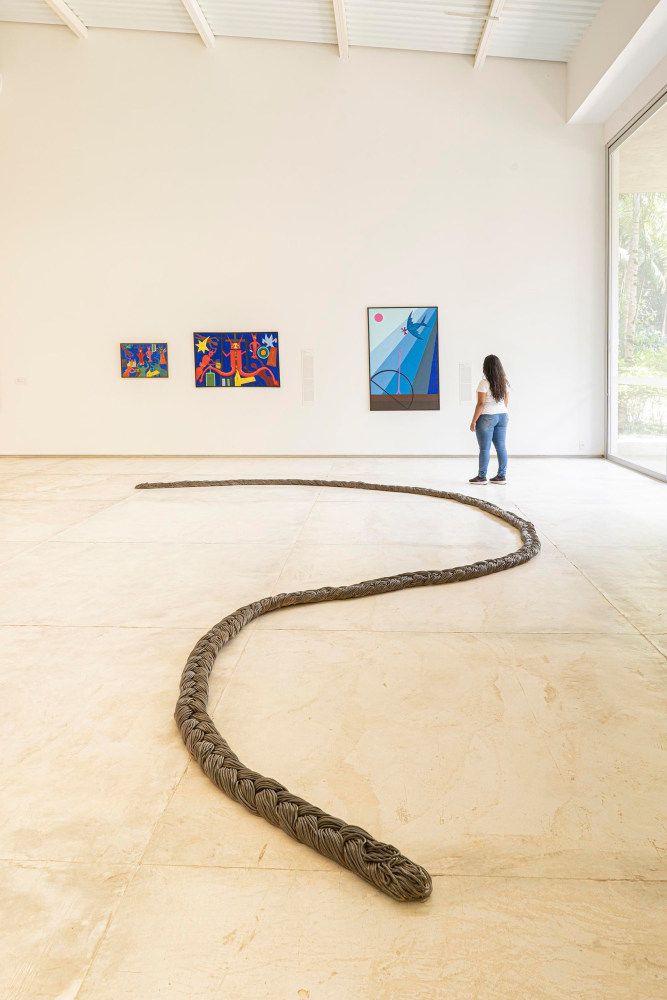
0, 24, 604, 455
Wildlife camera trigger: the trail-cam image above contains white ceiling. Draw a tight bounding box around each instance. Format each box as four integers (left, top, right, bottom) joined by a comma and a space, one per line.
0, 0, 605, 62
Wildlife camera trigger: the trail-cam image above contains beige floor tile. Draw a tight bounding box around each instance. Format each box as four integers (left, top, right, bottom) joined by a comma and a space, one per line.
259, 541, 521, 631
76, 866, 667, 1000
56, 497, 316, 544
0, 541, 289, 626
2, 456, 664, 998
298, 497, 521, 548
0, 861, 130, 1000
143, 630, 667, 881
276, 539, 509, 586
0, 456, 67, 474
329, 456, 474, 487
0, 473, 322, 505
368, 545, 632, 634
0, 626, 246, 864
47, 456, 206, 475
561, 545, 667, 632
517, 500, 667, 548
0, 472, 148, 502
168, 456, 335, 480
309, 485, 527, 516
0, 498, 120, 542
0, 541, 37, 564
448, 632, 667, 878
323, 466, 529, 504
329, 457, 663, 503
648, 634, 667, 656
505, 457, 666, 503
257, 541, 631, 634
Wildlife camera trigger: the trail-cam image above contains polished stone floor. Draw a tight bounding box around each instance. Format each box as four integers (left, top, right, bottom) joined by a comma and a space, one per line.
1, 456, 665, 1000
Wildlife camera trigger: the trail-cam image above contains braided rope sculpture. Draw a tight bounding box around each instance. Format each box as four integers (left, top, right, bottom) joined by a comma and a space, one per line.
135, 478, 540, 902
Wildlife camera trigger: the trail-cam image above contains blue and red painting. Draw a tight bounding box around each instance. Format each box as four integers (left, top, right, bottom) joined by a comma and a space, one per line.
193, 333, 280, 387
120, 343, 168, 378
368, 308, 439, 410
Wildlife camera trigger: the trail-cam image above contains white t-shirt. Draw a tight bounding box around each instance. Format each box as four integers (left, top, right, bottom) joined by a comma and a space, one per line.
477, 378, 508, 414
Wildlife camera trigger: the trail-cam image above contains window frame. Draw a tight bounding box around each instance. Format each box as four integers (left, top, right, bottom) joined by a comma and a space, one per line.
606, 87, 667, 483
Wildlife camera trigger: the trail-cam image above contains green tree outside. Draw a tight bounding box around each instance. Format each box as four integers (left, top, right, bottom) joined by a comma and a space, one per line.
617, 192, 667, 437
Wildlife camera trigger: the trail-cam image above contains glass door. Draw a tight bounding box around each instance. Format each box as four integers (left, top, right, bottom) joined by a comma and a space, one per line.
608, 97, 667, 481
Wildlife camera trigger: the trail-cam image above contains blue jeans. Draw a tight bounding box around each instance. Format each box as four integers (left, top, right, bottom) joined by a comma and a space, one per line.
476, 413, 508, 478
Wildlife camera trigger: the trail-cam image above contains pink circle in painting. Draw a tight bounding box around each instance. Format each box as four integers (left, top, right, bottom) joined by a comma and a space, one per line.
374, 312, 383, 322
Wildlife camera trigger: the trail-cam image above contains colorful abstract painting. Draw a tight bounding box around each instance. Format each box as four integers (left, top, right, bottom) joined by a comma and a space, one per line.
368, 307, 439, 410
120, 343, 168, 378
193, 333, 280, 388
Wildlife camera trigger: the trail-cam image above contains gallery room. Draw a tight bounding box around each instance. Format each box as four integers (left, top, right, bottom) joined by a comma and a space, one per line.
1, 0, 666, 997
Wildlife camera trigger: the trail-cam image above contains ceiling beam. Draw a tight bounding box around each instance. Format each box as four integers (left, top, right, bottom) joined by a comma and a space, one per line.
568, 0, 667, 123
332, 0, 349, 59
42, 0, 88, 39
473, 0, 506, 70
181, 0, 216, 48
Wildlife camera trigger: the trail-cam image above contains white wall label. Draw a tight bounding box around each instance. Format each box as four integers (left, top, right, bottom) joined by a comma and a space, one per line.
458, 363, 472, 404
301, 350, 315, 404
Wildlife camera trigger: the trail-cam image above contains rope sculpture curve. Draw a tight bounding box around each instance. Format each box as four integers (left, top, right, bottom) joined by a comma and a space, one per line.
135, 478, 540, 902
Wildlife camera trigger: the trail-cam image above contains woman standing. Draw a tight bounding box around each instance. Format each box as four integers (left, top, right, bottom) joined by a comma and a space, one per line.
469, 355, 509, 485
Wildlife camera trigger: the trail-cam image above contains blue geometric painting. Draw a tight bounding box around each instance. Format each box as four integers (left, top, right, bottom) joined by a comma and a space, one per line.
368, 307, 439, 410
193, 333, 280, 387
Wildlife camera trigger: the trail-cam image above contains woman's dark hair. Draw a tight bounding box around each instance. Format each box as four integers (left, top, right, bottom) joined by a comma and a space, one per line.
483, 355, 508, 402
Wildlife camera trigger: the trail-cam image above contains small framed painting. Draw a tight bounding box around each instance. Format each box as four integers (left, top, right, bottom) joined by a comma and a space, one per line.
368, 307, 439, 410
193, 333, 280, 387
120, 343, 168, 378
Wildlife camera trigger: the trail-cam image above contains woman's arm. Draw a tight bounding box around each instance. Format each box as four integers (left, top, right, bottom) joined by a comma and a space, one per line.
470, 392, 485, 432
504, 391, 509, 407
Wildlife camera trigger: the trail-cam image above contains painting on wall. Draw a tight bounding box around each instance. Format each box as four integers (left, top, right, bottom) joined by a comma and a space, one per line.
368, 307, 439, 410
120, 343, 169, 378
193, 333, 280, 387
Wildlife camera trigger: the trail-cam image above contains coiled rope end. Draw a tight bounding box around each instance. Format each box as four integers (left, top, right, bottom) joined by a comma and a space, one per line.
346, 836, 433, 902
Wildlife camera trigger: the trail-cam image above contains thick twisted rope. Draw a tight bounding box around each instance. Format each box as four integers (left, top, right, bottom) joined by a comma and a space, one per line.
135, 478, 540, 902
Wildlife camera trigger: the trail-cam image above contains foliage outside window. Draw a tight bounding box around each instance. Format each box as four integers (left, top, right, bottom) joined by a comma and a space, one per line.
615, 192, 667, 443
